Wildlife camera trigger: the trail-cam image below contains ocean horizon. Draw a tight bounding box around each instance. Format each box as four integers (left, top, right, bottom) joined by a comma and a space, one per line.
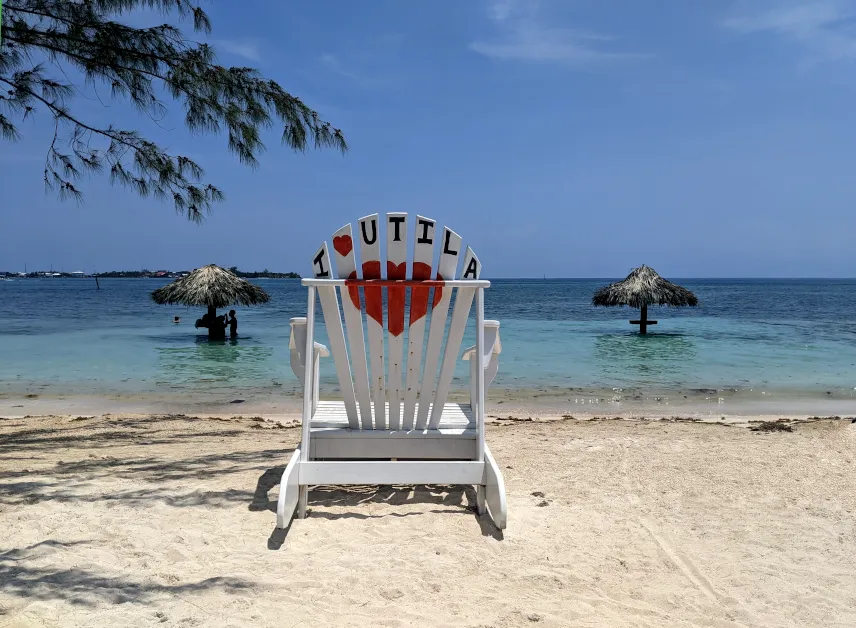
2, 277, 855, 417
5, 274, 856, 279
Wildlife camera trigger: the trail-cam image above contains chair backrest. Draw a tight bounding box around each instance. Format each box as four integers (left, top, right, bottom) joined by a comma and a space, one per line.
300, 213, 487, 431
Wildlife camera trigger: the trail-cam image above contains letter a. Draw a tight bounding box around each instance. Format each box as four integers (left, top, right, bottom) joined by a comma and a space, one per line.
463, 257, 479, 279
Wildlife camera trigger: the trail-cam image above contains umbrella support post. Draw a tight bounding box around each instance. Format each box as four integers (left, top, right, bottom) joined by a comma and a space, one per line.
207, 305, 218, 340
630, 304, 657, 334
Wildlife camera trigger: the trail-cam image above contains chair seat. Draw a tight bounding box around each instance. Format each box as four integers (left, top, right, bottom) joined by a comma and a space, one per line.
309, 401, 477, 460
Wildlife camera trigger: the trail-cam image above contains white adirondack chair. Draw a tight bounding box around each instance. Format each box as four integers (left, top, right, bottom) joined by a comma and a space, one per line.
276, 213, 507, 530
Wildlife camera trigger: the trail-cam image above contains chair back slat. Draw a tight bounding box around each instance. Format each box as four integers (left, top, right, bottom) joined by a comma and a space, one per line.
331, 223, 373, 428
415, 227, 462, 430
358, 213, 387, 429
402, 215, 437, 429
311, 242, 359, 428
317, 286, 360, 429
428, 247, 481, 428
386, 212, 408, 430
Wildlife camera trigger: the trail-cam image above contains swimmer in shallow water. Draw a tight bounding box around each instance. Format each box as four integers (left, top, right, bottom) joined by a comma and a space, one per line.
226, 310, 238, 338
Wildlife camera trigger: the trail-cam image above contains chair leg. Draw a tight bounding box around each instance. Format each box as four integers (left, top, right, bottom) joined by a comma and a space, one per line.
483, 446, 507, 529
297, 485, 308, 519
476, 485, 486, 515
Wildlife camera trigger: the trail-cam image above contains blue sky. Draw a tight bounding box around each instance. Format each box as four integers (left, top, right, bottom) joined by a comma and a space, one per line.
2, 0, 856, 277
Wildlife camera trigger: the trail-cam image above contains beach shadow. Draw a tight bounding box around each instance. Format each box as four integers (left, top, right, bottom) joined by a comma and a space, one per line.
262, 481, 503, 544
0, 424, 252, 458
311, 484, 471, 512
0, 539, 254, 607
267, 517, 295, 550
1, 416, 297, 510
0, 413, 289, 458
0, 539, 91, 558
0, 480, 260, 509
250, 465, 285, 513
0, 449, 298, 513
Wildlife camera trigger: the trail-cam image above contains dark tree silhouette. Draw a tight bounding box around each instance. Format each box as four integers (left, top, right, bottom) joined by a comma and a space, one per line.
0, 0, 347, 221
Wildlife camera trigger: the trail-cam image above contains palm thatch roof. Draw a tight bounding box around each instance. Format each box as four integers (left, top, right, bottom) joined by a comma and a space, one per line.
592, 265, 698, 308
151, 265, 270, 309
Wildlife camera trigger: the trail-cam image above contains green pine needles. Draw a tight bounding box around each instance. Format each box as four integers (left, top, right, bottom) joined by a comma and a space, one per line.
0, 0, 347, 221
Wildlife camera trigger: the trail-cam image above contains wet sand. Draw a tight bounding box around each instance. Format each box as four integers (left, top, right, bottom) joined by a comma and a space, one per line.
2, 384, 855, 421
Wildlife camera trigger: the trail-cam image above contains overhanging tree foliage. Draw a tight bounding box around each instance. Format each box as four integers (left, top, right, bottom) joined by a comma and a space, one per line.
0, 0, 347, 221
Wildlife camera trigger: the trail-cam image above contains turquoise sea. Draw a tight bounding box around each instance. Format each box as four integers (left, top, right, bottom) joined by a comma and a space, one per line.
1, 278, 855, 414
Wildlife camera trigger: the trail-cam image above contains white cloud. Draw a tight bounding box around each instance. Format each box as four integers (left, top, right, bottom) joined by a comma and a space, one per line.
319, 54, 362, 82
472, 1, 648, 66
319, 53, 394, 89
488, 0, 521, 22
722, 1, 856, 63
214, 39, 262, 62
471, 25, 648, 65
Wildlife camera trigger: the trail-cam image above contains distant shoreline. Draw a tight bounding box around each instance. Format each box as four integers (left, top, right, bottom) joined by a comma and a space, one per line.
4, 274, 856, 281
1, 272, 302, 279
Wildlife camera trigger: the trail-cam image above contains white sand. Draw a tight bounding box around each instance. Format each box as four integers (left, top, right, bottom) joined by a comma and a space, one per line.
1, 413, 855, 627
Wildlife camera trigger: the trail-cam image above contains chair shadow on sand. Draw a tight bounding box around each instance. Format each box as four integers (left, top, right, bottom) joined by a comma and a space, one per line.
252, 466, 504, 549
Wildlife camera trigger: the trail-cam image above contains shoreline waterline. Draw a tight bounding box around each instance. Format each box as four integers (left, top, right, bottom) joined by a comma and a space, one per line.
3, 385, 854, 419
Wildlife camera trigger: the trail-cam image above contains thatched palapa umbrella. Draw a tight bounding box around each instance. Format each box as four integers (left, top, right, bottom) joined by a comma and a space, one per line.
151, 265, 270, 339
592, 265, 698, 334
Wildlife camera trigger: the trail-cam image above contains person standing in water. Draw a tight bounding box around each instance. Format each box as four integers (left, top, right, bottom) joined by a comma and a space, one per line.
226, 310, 238, 338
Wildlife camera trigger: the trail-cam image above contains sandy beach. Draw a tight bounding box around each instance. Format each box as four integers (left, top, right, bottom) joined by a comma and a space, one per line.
2, 411, 854, 627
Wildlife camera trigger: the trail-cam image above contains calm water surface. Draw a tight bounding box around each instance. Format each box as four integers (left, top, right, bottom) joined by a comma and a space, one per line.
1, 278, 855, 407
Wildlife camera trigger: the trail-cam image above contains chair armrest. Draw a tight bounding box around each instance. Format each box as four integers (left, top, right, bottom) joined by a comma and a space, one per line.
289, 317, 329, 380
289, 318, 328, 415
462, 320, 501, 363
462, 321, 501, 403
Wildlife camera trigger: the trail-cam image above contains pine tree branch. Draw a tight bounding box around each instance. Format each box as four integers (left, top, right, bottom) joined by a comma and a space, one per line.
0, 0, 346, 221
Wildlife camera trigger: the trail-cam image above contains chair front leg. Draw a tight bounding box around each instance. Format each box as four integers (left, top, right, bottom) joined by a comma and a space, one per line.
298, 486, 308, 519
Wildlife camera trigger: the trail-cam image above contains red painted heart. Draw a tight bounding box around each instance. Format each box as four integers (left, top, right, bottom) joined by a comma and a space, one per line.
386, 261, 406, 280
333, 235, 353, 257
347, 271, 360, 311
386, 262, 407, 336
362, 260, 381, 280
432, 273, 445, 308
410, 262, 434, 324
362, 261, 383, 326
345, 269, 381, 325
